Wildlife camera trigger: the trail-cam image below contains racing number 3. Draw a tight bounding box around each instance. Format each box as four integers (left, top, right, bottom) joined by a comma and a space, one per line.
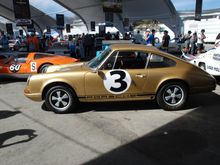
104, 70, 132, 95
110, 70, 127, 92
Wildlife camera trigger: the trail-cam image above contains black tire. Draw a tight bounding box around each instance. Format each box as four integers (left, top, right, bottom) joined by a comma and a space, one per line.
39, 64, 52, 73
156, 82, 188, 110
45, 86, 77, 114
199, 63, 206, 71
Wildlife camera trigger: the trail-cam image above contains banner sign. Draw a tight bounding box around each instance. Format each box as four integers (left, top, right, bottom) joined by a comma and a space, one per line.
13, 0, 32, 26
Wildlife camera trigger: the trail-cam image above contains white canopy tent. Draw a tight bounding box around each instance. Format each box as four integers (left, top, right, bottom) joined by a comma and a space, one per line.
0, 0, 181, 35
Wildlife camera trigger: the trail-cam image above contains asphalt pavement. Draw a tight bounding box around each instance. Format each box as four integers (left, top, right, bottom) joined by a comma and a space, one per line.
0, 76, 220, 165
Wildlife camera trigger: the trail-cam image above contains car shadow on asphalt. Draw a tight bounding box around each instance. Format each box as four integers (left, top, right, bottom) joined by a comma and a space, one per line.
0, 129, 37, 149
0, 110, 21, 120
83, 97, 220, 165
0, 75, 27, 84
77, 91, 220, 113
215, 76, 220, 85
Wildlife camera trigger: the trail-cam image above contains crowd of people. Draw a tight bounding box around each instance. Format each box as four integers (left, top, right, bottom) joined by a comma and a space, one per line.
133, 28, 171, 52
133, 28, 209, 55
181, 29, 207, 55
1, 28, 220, 59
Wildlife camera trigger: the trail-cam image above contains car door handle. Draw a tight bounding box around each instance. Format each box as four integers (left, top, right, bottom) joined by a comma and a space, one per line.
135, 74, 146, 78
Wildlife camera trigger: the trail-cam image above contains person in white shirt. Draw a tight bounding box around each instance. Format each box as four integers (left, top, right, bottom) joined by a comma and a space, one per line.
197, 29, 206, 54
134, 30, 144, 44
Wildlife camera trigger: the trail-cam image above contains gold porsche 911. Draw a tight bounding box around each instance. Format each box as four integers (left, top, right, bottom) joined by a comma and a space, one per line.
24, 44, 216, 113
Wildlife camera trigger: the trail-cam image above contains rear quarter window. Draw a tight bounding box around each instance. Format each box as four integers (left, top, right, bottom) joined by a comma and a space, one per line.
148, 54, 176, 68
34, 53, 56, 60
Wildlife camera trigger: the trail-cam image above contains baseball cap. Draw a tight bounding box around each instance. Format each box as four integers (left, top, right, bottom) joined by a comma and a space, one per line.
146, 28, 150, 32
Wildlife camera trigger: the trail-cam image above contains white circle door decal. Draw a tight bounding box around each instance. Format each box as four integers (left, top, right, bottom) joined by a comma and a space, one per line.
104, 69, 132, 94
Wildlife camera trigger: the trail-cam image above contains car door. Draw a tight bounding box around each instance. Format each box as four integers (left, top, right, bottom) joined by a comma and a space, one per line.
84, 50, 149, 100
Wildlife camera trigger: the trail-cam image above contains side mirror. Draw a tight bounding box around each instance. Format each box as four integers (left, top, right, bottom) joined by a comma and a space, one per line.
97, 70, 106, 79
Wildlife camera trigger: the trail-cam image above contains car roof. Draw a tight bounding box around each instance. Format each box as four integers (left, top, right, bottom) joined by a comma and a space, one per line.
110, 44, 159, 52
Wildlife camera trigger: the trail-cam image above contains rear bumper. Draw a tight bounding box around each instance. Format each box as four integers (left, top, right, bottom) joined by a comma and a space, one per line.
190, 84, 216, 94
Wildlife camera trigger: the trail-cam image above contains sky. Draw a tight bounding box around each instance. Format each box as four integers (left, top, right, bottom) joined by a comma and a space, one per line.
171, 0, 220, 11
29, 0, 75, 20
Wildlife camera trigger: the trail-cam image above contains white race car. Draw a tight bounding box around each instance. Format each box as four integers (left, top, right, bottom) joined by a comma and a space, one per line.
182, 48, 220, 76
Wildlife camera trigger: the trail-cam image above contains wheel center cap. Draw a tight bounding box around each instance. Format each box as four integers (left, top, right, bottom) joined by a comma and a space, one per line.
171, 93, 175, 97
58, 98, 62, 102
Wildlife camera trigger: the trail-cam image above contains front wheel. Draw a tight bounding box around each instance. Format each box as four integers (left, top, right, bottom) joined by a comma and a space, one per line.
156, 82, 188, 110
45, 86, 77, 113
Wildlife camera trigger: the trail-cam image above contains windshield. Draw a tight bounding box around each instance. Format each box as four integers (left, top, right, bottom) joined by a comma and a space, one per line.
87, 48, 112, 69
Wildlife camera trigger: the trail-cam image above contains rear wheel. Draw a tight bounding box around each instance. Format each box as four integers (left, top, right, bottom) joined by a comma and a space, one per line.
157, 82, 188, 110
45, 86, 77, 113
39, 64, 52, 73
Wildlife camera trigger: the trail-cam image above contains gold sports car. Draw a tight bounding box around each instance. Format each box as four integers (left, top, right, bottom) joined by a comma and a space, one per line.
24, 44, 216, 113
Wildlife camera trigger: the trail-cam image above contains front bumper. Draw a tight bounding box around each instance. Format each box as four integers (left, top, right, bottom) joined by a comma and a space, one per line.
24, 87, 42, 101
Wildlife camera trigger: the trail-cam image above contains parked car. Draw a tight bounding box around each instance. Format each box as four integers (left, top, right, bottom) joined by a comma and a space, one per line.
155, 37, 184, 53
46, 42, 70, 56
24, 44, 216, 113
0, 52, 79, 74
8, 39, 21, 51
182, 48, 220, 76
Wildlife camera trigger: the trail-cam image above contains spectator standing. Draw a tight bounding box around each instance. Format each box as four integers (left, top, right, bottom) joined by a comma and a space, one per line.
68, 35, 76, 58
134, 30, 143, 44
114, 31, 120, 40
146, 29, 156, 46
105, 32, 112, 40
190, 32, 198, 55
183, 30, 192, 53
161, 30, 170, 52
144, 29, 151, 45
79, 34, 85, 59
27, 33, 39, 52
197, 29, 206, 53
0, 31, 9, 51
214, 33, 220, 48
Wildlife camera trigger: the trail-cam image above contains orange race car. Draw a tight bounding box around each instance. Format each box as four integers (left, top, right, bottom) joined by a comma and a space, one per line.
0, 52, 79, 74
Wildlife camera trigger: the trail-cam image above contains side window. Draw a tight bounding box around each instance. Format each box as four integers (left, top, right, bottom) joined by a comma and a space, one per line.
34, 54, 43, 60
113, 51, 148, 69
147, 54, 176, 68
34, 54, 54, 60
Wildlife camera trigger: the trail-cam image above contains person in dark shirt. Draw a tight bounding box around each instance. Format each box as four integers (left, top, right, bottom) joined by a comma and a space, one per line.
161, 30, 170, 52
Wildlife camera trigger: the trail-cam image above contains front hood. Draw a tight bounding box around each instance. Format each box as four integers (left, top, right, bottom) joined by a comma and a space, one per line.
46, 62, 87, 73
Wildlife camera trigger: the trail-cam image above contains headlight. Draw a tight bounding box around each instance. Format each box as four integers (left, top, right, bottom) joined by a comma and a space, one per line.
26, 75, 32, 86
